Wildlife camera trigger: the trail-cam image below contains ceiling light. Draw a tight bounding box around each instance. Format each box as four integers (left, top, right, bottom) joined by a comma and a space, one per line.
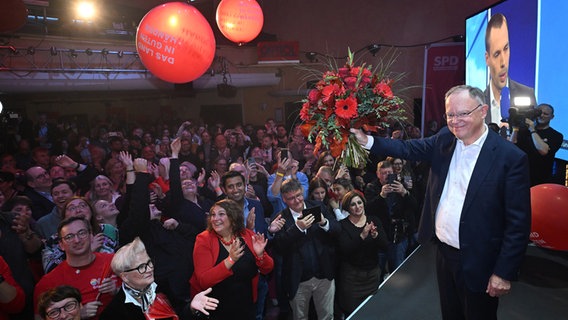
76, 1, 96, 20
50, 46, 58, 56
85, 48, 92, 56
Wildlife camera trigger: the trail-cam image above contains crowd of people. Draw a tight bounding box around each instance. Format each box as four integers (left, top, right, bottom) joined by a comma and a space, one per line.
0, 87, 561, 320
0, 112, 430, 320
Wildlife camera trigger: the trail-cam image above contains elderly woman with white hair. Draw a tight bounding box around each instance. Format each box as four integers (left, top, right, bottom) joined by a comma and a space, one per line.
100, 237, 218, 319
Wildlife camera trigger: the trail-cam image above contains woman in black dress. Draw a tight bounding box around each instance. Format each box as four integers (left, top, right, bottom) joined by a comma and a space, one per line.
335, 191, 388, 317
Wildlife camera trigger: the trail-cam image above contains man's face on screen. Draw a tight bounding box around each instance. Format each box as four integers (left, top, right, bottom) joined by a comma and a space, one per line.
485, 23, 510, 93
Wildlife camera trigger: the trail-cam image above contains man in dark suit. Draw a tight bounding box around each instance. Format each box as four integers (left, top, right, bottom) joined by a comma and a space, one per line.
271, 179, 341, 320
351, 85, 531, 319
484, 13, 537, 126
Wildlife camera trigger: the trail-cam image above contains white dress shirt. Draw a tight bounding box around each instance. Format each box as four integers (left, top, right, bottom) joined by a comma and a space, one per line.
435, 125, 488, 249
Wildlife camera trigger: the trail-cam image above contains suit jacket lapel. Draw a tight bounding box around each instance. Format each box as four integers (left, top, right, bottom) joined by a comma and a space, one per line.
461, 131, 499, 216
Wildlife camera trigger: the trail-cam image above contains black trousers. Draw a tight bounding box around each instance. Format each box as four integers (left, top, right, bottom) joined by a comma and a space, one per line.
436, 242, 499, 320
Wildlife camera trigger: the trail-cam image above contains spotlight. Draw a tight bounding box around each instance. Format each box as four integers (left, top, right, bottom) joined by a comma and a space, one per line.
367, 44, 380, 56
117, 50, 124, 58
85, 48, 93, 56
101, 48, 108, 56
69, 49, 77, 58
50, 46, 58, 56
26, 47, 35, 55
305, 52, 317, 63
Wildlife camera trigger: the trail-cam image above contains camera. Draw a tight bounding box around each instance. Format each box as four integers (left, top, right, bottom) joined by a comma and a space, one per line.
507, 96, 542, 128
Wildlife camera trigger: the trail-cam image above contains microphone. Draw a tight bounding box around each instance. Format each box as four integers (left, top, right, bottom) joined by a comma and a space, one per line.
500, 86, 510, 122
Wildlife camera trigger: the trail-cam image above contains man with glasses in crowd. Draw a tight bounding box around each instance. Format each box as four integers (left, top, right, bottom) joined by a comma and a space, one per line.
34, 216, 119, 319
351, 85, 531, 319
271, 179, 340, 320
23, 166, 55, 221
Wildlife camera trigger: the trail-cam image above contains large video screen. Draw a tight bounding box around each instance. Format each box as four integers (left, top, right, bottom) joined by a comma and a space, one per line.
466, 0, 568, 160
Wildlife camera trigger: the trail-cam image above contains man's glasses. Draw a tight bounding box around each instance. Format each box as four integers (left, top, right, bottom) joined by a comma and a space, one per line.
123, 259, 154, 274
46, 300, 78, 319
283, 192, 303, 202
34, 172, 50, 180
443, 104, 483, 120
60, 229, 89, 243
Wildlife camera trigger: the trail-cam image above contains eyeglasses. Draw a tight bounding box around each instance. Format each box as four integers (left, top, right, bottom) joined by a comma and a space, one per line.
443, 104, 483, 120
46, 300, 79, 319
123, 259, 154, 274
34, 172, 50, 180
66, 202, 88, 212
60, 229, 89, 243
283, 192, 304, 202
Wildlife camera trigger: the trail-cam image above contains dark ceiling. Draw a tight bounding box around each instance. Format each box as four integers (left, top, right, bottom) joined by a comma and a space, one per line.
15, 0, 273, 46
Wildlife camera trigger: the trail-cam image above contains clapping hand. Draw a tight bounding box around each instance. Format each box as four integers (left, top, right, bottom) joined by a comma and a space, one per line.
268, 214, 286, 233
228, 238, 245, 263
251, 232, 268, 257
246, 207, 256, 230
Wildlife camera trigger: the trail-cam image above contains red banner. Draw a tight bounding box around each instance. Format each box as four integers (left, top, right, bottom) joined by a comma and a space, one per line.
421, 43, 465, 136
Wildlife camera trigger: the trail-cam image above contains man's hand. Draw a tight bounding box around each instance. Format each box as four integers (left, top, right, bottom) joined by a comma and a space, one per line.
350, 128, 369, 146
246, 207, 256, 230
54, 154, 77, 169
268, 214, 286, 233
486, 274, 511, 297
162, 218, 179, 230
81, 301, 102, 319
171, 137, 181, 157
133, 158, 148, 173
296, 214, 314, 231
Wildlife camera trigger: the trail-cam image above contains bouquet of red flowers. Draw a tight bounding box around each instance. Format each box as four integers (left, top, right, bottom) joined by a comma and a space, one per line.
299, 49, 406, 168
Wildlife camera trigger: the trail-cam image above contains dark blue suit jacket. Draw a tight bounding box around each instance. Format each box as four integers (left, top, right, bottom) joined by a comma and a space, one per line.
370, 127, 531, 292
272, 200, 341, 299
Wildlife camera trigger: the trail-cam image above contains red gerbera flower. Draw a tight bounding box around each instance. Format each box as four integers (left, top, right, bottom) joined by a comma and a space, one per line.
335, 96, 358, 119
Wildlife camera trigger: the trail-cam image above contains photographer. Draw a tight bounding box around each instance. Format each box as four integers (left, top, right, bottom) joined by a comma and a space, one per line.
365, 161, 417, 281
510, 103, 564, 186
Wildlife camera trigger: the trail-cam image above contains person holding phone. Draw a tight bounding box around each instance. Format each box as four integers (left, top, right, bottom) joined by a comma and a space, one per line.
364, 160, 417, 282
271, 179, 341, 320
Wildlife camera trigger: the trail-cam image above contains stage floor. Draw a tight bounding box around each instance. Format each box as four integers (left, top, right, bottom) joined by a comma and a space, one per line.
349, 242, 568, 319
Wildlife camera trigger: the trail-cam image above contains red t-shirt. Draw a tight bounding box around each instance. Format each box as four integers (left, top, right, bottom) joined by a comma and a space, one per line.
33, 253, 120, 319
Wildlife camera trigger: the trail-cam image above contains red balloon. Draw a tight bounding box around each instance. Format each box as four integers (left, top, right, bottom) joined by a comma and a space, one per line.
136, 2, 216, 83
530, 184, 568, 251
216, 0, 264, 45
0, 0, 27, 32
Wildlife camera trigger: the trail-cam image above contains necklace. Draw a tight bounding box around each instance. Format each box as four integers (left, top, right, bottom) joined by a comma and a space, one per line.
217, 234, 235, 246
349, 215, 367, 228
